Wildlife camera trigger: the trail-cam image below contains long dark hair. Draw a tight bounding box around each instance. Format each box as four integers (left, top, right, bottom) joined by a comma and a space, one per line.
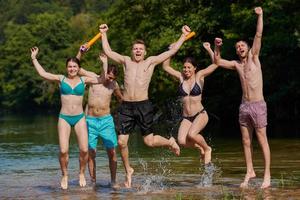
183, 57, 199, 72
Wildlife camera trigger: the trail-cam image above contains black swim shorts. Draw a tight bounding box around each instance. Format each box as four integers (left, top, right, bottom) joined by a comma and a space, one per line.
118, 100, 153, 136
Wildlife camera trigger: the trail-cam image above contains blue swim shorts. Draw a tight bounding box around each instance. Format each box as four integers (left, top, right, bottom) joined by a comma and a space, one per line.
86, 114, 118, 149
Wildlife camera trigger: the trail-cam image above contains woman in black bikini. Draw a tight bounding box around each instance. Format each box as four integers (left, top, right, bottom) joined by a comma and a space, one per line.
162, 39, 221, 164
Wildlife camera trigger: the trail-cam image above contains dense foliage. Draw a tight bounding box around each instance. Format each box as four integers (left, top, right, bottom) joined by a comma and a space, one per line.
0, 0, 299, 135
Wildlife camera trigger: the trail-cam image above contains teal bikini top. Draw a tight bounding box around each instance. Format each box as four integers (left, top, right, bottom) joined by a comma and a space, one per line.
60, 76, 85, 96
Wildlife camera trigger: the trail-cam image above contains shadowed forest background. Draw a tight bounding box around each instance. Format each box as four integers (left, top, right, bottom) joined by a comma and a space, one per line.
0, 0, 299, 137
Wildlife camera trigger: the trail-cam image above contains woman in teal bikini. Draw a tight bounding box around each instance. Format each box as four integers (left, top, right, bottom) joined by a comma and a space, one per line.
30, 46, 103, 189
162, 39, 221, 165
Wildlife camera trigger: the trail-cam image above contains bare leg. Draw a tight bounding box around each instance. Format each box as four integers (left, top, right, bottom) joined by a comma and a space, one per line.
178, 120, 204, 161
177, 119, 190, 146
181, 139, 205, 161
168, 137, 180, 156
106, 148, 118, 188
118, 134, 134, 188
240, 125, 256, 188
58, 118, 71, 190
186, 112, 212, 164
143, 133, 180, 156
255, 127, 271, 189
74, 118, 88, 187
88, 149, 96, 183
194, 143, 205, 161
187, 134, 211, 164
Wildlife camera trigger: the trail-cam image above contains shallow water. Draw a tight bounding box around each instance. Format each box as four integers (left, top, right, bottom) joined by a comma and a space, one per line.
0, 114, 299, 199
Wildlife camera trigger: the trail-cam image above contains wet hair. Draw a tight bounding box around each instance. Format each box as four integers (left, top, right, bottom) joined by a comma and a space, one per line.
107, 64, 118, 76
183, 57, 200, 72
65, 57, 81, 68
132, 39, 146, 49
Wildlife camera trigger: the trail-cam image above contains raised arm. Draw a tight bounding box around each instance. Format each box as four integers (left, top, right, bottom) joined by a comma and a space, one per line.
99, 24, 126, 64
218, 59, 237, 70
210, 38, 236, 70
80, 54, 105, 84
76, 43, 89, 60
199, 38, 222, 77
99, 53, 108, 77
251, 7, 263, 56
204, 38, 236, 70
78, 67, 98, 78
80, 52, 108, 78
203, 42, 214, 63
82, 75, 104, 85
76, 43, 100, 78
77, 43, 108, 79
30, 47, 61, 82
214, 38, 222, 66
162, 57, 181, 80
149, 25, 191, 66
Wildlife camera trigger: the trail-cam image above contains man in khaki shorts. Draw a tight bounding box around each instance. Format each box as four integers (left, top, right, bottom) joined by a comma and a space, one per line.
205, 7, 270, 189
99, 23, 191, 188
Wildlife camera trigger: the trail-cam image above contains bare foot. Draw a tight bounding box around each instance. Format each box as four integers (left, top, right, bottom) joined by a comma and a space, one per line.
240, 181, 249, 188
199, 147, 205, 161
240, 172, 256, 188
204, 147, 212, 164
169, 137, 180, 156
111, 182, 120, 189
261, 176, 271, 189
79, 173, 86, 187
90, 177, 96, 183
61, 175, 68, 190
124, 167, 134, 188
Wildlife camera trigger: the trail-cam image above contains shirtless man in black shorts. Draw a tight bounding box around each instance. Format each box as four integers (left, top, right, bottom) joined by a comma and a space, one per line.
99, 23, 191, 188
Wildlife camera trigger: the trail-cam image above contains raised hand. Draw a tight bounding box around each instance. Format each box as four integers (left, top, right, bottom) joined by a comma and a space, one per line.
214, 38, 222, 65
214, 38, 223, 47
30, 46, 39, 59
203, 42, 211, 51
99, 52, 108, 63
254, 7, 263, 16
182, 25, 191, 36
99, 24, 109, 33
80, 43, 89, 53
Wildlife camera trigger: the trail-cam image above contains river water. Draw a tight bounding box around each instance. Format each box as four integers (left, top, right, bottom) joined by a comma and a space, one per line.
0, 114, 299, 199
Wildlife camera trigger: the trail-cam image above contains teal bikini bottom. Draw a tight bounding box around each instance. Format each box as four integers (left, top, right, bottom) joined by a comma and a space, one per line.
59, 113, 85, 126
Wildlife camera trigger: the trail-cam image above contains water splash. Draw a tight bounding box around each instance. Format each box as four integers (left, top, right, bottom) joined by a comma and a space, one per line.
198, 162, 218, 187
137, 157, 172, 193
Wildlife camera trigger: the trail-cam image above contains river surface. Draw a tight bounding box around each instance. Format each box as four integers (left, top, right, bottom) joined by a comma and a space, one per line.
0, 114, 299, 199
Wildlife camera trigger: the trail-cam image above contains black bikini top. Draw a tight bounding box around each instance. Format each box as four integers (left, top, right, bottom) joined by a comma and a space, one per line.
178, 81, 202, 97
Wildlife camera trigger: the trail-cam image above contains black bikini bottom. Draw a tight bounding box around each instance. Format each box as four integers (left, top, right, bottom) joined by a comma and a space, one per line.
182, 108, 206, 122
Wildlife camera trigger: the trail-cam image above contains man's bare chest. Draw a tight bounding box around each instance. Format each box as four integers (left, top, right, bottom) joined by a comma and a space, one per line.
90, 84, 114, 96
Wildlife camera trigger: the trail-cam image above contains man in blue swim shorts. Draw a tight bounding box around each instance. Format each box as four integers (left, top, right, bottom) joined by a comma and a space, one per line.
78, 50, 123, 188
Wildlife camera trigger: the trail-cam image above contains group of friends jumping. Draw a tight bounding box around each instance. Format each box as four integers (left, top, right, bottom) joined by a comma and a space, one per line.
30, 6, 271, 190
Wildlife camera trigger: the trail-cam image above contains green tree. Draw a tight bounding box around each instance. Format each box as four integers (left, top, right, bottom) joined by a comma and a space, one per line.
0, 12, 74, 110
0, 0, 299, 136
